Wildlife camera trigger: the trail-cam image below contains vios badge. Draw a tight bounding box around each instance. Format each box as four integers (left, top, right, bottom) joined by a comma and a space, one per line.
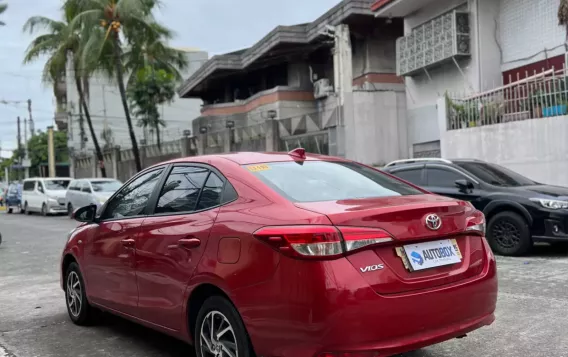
360, 264, 385, 273
410, 251, 424, 266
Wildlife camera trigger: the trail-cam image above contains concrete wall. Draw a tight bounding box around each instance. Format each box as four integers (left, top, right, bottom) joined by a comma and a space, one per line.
343, 89, 407, 166
438, 96, 568, 186
499, 0, 565, 72
67, 51, 208, 152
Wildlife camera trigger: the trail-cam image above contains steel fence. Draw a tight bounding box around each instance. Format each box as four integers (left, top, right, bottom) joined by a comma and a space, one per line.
447, 67, 568, 130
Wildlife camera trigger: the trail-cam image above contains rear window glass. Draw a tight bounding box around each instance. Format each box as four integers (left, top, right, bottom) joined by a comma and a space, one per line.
246, 161, 422, 202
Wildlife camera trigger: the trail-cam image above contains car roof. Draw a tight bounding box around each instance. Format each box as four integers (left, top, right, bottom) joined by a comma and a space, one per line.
164, 152, 349, 166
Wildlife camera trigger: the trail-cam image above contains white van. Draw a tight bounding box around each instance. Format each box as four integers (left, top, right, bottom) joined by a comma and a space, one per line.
22, 177, 72, 216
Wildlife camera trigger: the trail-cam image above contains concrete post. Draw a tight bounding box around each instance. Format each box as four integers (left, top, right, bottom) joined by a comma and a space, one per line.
47, 126, 56, 177
91, 152, 98, 178
112, 147, 120, 180
223, 130, 231, 153
265, 120, 279, 152
69, 153, 75, 178
436, 97, 448, 158
333, 24, 353, 159
197, 135, 206, 156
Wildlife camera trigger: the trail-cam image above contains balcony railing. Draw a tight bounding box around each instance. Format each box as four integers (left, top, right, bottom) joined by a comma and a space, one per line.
446, 67, 568, 130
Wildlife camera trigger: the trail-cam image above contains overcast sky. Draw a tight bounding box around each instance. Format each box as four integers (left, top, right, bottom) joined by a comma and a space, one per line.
0, 0, 341, 158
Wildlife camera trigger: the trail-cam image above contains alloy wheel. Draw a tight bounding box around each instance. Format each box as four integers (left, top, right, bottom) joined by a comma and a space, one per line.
200, 310, 238, 357
492, 219, 520, 249
66, 271, 83, 318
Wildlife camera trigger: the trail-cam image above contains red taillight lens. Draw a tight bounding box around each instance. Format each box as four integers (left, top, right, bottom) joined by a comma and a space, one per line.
253, 225, 393, 259
466, 210, 486, 235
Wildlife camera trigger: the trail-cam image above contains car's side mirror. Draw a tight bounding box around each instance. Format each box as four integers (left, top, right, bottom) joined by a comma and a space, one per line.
455, 179, 474, 191
73, 204, 97, 223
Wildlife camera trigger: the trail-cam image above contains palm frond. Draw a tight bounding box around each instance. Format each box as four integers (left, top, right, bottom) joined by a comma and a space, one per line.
23, 16, 66, 34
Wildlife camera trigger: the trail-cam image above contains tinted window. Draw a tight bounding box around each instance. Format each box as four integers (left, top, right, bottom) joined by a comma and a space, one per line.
44, 179, 70, 190
196, 173, 224, 210
155, 166, 209, 214
23, 181, 35, 191
91, 180, 122, 192
68, 181, 78, 191
247, 161, 422, 203
102, 169, 164, 219
455, 162, 535, 187
426, 168, 464, 187
392, 168, 423, 185
81, 182, 92, 193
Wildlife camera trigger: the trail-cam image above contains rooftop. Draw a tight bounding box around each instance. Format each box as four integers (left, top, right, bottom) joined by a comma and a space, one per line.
178, 0, 377, 98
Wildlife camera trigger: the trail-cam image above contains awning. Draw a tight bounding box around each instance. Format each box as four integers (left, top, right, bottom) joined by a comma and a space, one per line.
372, 0, 440, 17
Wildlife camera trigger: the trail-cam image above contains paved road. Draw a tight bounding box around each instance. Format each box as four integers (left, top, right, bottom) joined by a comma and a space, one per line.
1, 213, 567, 357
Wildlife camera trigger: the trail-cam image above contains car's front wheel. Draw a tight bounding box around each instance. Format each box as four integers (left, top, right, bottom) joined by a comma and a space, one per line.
65, 262, 95, 326
487, 211, 531, 256
195, 296, 254, 357
41, 203, 48, 217
24, 202, 31, 215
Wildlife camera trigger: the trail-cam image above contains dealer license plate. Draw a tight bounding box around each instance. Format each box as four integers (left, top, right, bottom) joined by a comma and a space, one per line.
402, 239, 462, 272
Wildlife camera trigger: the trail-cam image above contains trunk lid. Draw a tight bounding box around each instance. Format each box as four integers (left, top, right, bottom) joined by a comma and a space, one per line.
295, 194, 486, 294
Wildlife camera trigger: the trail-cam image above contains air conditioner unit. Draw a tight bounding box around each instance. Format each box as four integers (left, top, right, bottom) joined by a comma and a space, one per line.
313, 78, 334, 99
396, 10, 471, 77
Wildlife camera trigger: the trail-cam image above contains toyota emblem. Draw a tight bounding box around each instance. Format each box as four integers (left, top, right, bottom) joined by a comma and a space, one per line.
425, 214, 442, 230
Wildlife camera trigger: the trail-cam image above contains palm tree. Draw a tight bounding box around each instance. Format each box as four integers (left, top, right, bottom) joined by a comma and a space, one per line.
23, 10, 109, 177
67, 0, 166, 173
0, 1, 7, 26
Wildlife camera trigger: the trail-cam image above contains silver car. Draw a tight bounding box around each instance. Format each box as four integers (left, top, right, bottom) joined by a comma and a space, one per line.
65, 178, 122, 215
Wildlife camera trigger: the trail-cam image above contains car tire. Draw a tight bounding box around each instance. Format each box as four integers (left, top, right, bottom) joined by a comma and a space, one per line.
19, 205, 24, 214
41, 203, 48, 217
65, 262, 95, 326
487, 211, 531, 256
24, 202, 31, 215
68, 203, 74, 219
194, 296, 254, 357
7, 208, 13, 214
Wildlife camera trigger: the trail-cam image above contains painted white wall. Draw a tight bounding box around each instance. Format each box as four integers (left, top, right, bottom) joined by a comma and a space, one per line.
440, 115, 568, 186
500, 0, 566, 72
67, 50, 208, 152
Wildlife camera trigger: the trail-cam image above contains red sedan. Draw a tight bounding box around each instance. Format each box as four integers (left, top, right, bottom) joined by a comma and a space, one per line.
61, 149, 497, 357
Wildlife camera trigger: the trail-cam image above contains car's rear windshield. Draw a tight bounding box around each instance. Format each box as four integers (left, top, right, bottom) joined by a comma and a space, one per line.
246, 161, 422, 202
91, 180, 122, 192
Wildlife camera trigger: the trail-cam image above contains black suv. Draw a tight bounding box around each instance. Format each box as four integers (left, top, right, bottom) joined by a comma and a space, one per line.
383, 158, 568, 256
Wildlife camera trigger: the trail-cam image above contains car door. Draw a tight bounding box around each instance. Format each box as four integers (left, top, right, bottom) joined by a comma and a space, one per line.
34, 181, 45, 211
424, 165, 482, 202
81, 181, 93, 207
83, 167, 166, 316
135, 165, 225, 330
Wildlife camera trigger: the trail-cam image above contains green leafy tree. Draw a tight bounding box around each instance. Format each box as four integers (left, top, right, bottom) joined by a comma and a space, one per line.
26, 130, 69, 177
0, 1, 7, 26
128, 67, 176, 149
22, 8, 109, 177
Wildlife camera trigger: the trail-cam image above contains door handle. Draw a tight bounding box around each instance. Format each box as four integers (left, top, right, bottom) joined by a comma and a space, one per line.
178, 238, 201, 249
121, 238, 136, 248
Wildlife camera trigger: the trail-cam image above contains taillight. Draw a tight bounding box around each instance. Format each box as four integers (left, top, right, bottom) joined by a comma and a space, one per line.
466, 210, 486, 235
253, 225, 393, 259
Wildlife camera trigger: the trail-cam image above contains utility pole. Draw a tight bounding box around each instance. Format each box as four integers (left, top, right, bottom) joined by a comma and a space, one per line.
47, 126, 56, 177
23, 117, 30, 178
16, 116, 21, 161
28, 99, 35, 137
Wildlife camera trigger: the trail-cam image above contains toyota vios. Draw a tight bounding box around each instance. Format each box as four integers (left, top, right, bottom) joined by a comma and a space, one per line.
61, 149, 498, 357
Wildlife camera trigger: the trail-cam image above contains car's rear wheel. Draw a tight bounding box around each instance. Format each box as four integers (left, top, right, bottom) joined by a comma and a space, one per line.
195, 296, 254, 357
487, 211, 531, 256
68, 203, 74, 218
65, 262, 95, 325
7, 208, 13, 214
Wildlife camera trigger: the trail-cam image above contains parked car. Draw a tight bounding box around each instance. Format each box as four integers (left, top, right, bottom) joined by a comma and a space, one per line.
5, 183, 23, 214
66, 178, 122, 216
22, 177, 71, 216
62, 150, 497, 357
383, 158, 568, 256
0, 182, 7, 206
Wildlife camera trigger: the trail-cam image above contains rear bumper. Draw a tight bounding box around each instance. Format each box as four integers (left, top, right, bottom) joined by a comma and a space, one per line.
234, 241, 497, 357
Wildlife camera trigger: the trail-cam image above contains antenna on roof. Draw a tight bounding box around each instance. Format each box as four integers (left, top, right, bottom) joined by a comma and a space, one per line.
288, 148, 306, 160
